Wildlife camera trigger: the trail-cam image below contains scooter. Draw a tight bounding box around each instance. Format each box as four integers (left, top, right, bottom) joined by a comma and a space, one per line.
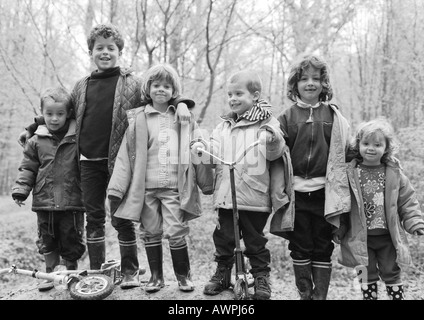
0, 259, 146, 300
194, 140, 261, 300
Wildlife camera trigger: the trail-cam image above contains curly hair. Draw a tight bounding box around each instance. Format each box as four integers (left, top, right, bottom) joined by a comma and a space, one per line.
40, 86, 72, 113
286, 54, 333, 102
140, 63, 182, 103
87, 23, 124, 52
349, 117, 399, 164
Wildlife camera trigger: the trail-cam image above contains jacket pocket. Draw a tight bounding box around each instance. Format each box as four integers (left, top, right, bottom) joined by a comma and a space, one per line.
241, 172, 268, 193
33, 178, 46, 195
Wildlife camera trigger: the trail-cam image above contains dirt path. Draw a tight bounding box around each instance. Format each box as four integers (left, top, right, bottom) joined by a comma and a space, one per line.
1, 196, 423, 302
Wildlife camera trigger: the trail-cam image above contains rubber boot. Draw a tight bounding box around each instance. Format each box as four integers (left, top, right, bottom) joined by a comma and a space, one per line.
311, 261, 332, 300
64, 260, 78, 270
203, 263, 233, 295
38, 250, 60, 292
86, 237, 106, 270
145, 241, 165, 293
170, 245, 194, 292
361, 282, 378, 300
386, 284, 404, 300
292, 260, 313, 300
119, 240, 140, 289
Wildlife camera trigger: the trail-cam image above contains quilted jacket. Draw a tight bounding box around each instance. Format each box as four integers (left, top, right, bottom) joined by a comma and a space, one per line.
69, 67, 194, 175
12, 120, 85, 212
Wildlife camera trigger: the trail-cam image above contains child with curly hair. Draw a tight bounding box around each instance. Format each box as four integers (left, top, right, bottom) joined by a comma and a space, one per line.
335, 118, 424, 300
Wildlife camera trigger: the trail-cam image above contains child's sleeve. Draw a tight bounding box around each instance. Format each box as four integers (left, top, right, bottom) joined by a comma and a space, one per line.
107, 130, 133, 201
171, 96, 195, 109
398, 171, 424, 234
258, 119, 286, 161
11, 140, 39, 200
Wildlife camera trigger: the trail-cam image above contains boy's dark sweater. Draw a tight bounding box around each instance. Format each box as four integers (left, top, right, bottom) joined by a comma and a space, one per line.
79, 67, 120, 159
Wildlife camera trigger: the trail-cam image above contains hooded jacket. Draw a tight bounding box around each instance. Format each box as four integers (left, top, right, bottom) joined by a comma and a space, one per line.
12, 120, 84, 212
338, 158, 424, 269
106, 106, 214, 223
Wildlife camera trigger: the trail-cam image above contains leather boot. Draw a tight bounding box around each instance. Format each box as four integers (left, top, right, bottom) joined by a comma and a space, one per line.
119, 240, 140, 289
145, 241, 164, 293
170, 245, 194, 292
386, 284, 404, 300
38, 250, 60, 292
292, 259, 313, 300
203, 263, 233, 295
311, 261, 332, 300
361, 282, 378, 300
86, 237, 106, 270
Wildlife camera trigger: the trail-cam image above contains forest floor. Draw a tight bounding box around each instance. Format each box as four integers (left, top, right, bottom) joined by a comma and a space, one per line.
1, 195, 424, 305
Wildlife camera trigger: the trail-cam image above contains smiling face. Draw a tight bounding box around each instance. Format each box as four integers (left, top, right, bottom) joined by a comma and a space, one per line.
149, 78, 174, 110
89, 36, 121, 73
297, 66, 323, 105
359, 131, 387, 166
227, 80, 260, 116
42, 100, 69, 132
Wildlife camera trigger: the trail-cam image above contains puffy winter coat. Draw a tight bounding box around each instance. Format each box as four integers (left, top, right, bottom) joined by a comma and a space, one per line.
12, 120, 84, 212
206, 113, 288, 213
338, 159, 424, 269
107, 106, 214, 223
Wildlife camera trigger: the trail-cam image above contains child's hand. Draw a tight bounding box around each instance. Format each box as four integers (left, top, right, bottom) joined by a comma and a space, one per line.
258, 130, 274, 145
18, 130, 31, 147
175, 103, 191, 123
14, 199, 25, 207
191, 142, 205, 156
414, 229, 424, 236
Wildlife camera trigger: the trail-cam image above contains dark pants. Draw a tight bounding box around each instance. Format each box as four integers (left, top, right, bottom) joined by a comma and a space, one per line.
361, 234, 402, 285
36, 210, 85, 262
287, 189, 334, 263
80, 160, 136, 242
213, 208, 271, 276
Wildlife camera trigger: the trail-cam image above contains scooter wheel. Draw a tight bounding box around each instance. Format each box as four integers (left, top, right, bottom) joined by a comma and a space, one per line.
69, 274, 114, 300
233, 278, 248, 300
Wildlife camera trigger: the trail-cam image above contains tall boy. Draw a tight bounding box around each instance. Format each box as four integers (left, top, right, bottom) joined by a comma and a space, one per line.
19, 23, 194, 288
191, 70, 292, 300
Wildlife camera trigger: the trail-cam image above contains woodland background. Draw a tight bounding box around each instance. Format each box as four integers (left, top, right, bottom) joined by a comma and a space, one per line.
0, 0, 424, 195
0, 0, 424, 300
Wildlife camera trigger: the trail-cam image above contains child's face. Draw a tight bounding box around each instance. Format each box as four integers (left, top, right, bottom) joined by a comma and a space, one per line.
149, 79, 174, 107
359, 132, 387, 166
89, 36, 121, 73
297, 66, 322, 105
227, 80, 259, 116
42, 100, 69, 132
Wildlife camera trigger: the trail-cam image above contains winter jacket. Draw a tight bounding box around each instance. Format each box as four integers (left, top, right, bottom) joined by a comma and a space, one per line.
12, 120, 84, 212
205, 113, 290, 214
338, 158, 424, 269
65, 67, 194, 175
106, 106, 214, 223
270, 104, 351, 238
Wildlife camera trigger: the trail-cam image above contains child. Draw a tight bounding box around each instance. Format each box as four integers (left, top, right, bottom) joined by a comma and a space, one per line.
191, 70, 291, 300
107, 63, 213, 293
271, 54, 351, 300
335, 118, 424, 300
17, 24, 194, 288
12, 87, 85, 292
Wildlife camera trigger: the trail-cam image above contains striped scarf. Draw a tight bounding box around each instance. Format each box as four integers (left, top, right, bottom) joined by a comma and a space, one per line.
237, 99, 273, 122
